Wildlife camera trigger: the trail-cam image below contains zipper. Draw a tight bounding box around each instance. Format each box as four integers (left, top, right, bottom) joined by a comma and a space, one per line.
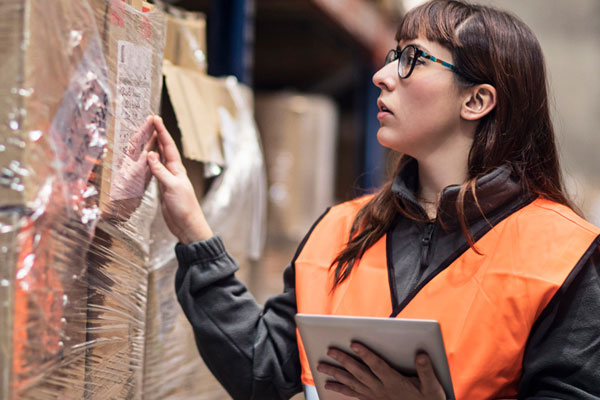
420, 222, 435, 269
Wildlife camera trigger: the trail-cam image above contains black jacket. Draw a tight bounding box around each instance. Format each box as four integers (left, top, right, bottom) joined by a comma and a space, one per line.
175, 162, 600, 399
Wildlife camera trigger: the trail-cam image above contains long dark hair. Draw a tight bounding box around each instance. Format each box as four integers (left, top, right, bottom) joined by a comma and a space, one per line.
331, 0, 576, 288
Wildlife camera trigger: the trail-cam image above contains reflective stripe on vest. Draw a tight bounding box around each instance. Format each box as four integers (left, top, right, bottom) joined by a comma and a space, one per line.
295, 197, 600, 399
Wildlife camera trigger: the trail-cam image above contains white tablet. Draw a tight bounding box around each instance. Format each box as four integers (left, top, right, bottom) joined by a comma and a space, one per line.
295, 314, 455, 400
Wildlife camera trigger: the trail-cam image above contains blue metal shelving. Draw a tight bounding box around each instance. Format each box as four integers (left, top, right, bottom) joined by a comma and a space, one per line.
207, 0, 254, 86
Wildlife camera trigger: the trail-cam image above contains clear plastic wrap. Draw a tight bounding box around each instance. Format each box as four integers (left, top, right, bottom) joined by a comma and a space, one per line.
1, 0, 111, 398
1, 0, 167, 398
81, 1, 166, 398
162, 47, 267, 259
1, 0, 267, 397
202, 77, 267, 261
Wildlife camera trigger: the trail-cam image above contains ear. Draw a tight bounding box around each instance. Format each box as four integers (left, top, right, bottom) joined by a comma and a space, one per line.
460, 84, 497, 121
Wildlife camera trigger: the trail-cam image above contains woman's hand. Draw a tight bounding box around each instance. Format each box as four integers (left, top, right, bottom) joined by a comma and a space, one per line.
316, 343, 446, 400
147, 115, 214, 244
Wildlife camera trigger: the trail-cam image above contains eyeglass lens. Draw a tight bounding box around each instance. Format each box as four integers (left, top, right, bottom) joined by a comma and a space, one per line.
384, 49, 397, 66
384, 46, 418, 79
399, 46, 416, 78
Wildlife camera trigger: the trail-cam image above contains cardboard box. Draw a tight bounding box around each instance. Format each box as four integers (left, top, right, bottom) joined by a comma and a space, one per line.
84, 219, 149, 399
89, 0, 166, 221
0, 0, 108, 397
255, 93, 339, 241
0, 212, 18, 400
163, 9, 207, 72
1, 209, 92, 400
162, 61, 236, 166
143, 257, 230, 400
0, 0, 109, 211
1, 1, 173, 399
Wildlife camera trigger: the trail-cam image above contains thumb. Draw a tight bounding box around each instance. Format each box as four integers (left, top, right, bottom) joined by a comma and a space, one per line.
147, 151, 173, 185
415, 353, 445, 397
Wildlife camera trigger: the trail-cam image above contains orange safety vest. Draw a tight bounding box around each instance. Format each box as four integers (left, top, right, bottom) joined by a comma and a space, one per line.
295, 196, 600, 399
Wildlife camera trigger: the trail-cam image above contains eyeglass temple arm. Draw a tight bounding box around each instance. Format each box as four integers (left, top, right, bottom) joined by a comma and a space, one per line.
421, 51, 457, 71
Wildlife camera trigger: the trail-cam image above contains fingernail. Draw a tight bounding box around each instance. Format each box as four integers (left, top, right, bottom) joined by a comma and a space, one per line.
148, 152, 157, 162
350, 344, 360, 353
417, 355, 428, 366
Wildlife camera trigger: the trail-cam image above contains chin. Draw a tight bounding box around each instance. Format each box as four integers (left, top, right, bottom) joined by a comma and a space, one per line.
376, 129, 403, 153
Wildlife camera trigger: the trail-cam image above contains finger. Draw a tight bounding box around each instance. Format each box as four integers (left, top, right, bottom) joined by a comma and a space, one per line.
350, 342, 395, 383
158, 141, 166, 164
148, 151, 175, 186
153, 136, 184, 176
317, 361, 370, 395
327, 348, 381, 391
144, 131, 157, 152
140, 115, 155, 136
153, 116, 182, 164
415, 353, 445, 397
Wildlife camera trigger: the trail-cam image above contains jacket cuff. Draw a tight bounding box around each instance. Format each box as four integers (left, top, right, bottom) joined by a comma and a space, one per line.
175, 236, 228, 266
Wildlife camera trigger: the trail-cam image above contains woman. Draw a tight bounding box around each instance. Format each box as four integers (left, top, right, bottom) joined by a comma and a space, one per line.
147, 0, 600, 398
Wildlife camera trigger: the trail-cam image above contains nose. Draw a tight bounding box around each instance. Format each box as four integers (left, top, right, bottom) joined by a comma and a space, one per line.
372, 61, 397, 92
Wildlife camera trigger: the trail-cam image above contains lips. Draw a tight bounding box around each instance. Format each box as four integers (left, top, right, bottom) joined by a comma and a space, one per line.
377, 99, 393, 115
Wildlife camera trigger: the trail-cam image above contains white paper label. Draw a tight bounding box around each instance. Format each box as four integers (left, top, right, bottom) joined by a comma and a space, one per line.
111, 40, 152, 200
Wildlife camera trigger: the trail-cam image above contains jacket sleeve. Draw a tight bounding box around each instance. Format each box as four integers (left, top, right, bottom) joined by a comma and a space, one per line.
174, 236, 302, 400
518, 241, 600, 399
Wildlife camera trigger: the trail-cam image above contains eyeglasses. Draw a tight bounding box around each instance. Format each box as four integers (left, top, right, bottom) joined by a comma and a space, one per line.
384, 44, 458, 79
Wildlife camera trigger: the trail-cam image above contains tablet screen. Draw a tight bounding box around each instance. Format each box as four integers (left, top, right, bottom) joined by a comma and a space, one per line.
295, 314, 455, 400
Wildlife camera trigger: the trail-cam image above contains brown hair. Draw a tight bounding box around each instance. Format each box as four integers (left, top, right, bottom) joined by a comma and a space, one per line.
331, 0, 576, 288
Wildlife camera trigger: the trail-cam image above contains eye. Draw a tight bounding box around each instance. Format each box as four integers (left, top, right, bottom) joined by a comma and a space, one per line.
407, 56, 425, 66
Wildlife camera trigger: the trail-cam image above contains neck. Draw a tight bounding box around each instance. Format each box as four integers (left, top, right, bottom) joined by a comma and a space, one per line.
416, 147, 471, 217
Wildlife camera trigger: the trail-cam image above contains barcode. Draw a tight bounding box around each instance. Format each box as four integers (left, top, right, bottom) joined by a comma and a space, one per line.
120, 44, 125, 63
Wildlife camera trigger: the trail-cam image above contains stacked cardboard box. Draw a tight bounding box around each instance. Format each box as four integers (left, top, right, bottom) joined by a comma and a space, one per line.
0, 0, 109, 398
1, 0, 167, 398
85, 1, 166, 398
1, 0, 268, 398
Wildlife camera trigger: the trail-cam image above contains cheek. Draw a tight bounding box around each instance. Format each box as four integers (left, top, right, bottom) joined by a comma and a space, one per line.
379, 79, 462, 152
405, 79, 450, 113
403, 79, 460, 128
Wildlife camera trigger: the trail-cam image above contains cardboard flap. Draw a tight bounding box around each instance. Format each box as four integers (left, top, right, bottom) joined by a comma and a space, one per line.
162, 61, 237, 165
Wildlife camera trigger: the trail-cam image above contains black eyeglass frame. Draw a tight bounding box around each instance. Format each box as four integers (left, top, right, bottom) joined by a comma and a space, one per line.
384, 44, 459, 79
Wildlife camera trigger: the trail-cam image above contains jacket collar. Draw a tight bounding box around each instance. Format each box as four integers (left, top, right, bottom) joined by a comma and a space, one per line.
391, 158, 527, 230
